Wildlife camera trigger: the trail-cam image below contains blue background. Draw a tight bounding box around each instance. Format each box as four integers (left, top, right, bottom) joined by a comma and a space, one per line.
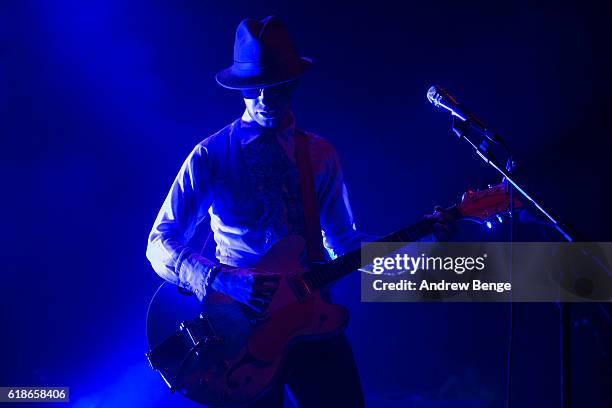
2, 0, 611, 406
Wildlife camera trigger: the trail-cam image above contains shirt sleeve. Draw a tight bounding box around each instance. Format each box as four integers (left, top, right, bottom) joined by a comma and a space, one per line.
145, 144, 216, 300
316, 141, 436, 261
317, 142, 378, 259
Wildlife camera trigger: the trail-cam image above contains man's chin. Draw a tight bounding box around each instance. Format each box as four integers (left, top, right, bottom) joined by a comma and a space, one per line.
259, 117, 282, 129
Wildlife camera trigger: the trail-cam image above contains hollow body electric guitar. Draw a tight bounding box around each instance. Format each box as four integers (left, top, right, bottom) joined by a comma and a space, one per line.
146, 183, 521, 406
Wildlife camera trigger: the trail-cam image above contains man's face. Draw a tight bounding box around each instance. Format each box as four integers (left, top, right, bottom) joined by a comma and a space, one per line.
243, 80, 298, 128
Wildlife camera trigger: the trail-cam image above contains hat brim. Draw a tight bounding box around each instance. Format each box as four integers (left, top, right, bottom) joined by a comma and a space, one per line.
215, 57, 312, 90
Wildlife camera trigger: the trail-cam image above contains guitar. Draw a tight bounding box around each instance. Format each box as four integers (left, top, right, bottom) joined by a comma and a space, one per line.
145, 183, 522, 406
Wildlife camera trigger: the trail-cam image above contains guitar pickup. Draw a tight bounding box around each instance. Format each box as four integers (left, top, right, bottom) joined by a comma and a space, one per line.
286, 275, 312, 301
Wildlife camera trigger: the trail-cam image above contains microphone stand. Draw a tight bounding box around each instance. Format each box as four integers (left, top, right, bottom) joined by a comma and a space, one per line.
450, 117, 574, 408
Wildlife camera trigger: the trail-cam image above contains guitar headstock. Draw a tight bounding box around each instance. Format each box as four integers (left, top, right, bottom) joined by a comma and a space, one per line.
457, 183, 523, 223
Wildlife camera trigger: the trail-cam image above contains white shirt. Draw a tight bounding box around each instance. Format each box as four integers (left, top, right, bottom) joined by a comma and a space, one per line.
146, 111, 370, 296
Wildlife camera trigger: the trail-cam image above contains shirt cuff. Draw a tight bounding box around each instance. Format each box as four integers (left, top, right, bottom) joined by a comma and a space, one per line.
177, 250, 217, 301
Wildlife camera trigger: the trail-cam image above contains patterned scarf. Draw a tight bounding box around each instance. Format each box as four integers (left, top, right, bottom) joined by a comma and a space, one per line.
241, 130, 306, 238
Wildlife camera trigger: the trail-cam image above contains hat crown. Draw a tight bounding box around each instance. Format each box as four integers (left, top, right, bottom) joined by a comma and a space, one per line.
215, 16, 311, 89
234, 16, 297, 66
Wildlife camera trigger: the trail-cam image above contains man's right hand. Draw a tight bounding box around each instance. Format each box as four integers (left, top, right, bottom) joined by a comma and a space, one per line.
211, 267, 281, 313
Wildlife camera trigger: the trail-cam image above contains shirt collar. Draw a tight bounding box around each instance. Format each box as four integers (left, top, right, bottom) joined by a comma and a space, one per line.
238, 110, 295, 146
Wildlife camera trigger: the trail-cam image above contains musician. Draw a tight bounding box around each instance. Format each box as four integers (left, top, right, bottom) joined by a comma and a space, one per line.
146, 16, 452, 407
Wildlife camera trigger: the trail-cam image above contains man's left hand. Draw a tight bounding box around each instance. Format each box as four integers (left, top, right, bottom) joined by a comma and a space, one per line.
425, 206, 455, 241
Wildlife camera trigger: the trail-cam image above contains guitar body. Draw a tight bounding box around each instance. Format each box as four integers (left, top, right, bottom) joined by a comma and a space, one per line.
146, 235, 348, 407
146, 183, 520, 406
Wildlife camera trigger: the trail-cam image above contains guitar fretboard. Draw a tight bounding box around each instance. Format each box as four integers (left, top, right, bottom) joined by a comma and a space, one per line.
303, 217, 436, 290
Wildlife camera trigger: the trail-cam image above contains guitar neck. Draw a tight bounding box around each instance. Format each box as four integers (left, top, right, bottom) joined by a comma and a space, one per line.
304, 206, 461, 290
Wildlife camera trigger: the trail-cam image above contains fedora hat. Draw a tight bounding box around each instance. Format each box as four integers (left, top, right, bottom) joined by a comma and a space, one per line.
215, 16, 312, 90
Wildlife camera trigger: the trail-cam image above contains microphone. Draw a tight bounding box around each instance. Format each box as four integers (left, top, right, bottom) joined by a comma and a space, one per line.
427, 85, 504, 144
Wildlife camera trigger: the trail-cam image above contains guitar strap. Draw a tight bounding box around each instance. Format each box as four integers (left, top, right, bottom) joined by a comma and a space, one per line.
294, 129, 327, 263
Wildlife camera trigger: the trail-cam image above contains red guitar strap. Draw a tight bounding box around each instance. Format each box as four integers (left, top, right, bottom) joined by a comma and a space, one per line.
294, 129, 327, 262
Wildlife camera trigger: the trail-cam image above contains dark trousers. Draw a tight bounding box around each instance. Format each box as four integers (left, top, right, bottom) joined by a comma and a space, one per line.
250, 333, 365, 408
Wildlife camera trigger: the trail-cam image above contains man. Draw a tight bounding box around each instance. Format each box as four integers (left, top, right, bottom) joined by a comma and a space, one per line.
146, 16, 451, 407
